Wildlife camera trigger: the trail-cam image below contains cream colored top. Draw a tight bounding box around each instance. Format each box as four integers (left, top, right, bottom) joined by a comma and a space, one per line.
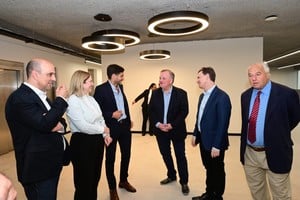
66, 94, 106, 135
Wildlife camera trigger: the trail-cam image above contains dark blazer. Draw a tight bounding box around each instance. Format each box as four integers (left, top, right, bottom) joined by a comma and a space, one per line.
5, 83, 68, 184
149, 86, 188, 140
94, 81, 131, 133
240, 82, 300, 173
193, 86, 231, 151
134, 89, 150, 109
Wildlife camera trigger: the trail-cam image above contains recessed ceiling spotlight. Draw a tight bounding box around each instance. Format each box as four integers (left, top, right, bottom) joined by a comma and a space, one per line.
264, 15, 278, 22
94, 13, 112, 22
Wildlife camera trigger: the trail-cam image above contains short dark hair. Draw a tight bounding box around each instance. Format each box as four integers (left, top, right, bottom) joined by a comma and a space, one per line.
198, 67, 216, 82
106, 64, 124, 79
148, 83, 156, 90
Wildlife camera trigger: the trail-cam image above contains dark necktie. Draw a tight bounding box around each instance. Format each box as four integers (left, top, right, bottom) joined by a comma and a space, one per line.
248, 91, 261, 143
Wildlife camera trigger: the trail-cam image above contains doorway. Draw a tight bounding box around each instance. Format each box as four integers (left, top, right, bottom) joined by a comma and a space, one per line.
0, 59, 24, 155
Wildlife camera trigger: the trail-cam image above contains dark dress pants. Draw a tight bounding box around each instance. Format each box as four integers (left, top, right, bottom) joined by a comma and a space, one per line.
199, 141, 225, 198
105, 124, 132, 190
141, 106, 149, 133
70, 133, 104, 200
22, 175, 60, 200
156, 133, 189, 184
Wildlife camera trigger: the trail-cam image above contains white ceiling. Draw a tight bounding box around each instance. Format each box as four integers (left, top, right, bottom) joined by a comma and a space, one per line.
0, 0, 299, 68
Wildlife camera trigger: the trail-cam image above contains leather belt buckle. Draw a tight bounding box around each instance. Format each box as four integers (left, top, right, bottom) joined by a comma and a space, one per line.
248, 145, 265, 152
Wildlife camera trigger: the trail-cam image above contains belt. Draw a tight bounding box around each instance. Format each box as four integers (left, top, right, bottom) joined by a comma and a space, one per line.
247, 145, 265, 152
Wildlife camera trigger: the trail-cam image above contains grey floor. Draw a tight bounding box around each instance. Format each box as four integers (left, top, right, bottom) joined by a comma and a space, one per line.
1, 131, 299, 200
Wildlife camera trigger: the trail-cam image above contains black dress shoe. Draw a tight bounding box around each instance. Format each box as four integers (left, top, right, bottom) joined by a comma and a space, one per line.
160, 177, 176, 185
181, 184, 190, 195
192, 193, 210, 200
119, 181, 137, 193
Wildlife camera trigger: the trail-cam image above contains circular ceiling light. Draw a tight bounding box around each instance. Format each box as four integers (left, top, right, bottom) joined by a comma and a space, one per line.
82, 35, 125, 51
92, 29, 140, 46
139, 50, 171, 60
264, 15, 278, 22
148, 11, 209, 36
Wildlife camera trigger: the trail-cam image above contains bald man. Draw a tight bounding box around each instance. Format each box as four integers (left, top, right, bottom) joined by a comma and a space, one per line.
5, 58, 69, 200
240, 62, 300, 200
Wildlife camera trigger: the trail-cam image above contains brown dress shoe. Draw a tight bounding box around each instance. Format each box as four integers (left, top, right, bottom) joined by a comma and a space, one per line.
119, 181, 137, 193
110, 189, 119, 200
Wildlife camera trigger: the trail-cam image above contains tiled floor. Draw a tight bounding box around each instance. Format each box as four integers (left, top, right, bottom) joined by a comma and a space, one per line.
1, 129, 299, 200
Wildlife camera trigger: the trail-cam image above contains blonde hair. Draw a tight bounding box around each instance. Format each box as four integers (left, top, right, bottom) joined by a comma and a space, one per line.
69, 70, 91, 96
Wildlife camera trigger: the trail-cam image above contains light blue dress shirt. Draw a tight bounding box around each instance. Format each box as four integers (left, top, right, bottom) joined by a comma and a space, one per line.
163, 87, 173, 124
247, 81, 271, 147
198, 85, 216, 132
109, 81, 127, 121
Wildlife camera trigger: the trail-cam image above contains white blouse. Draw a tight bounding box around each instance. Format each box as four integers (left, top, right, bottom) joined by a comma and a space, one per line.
66, 94, 106, 135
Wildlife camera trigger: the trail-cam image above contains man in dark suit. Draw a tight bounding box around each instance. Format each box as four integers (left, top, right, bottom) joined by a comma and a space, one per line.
132, 83, 157, 135
148, 69, 190, 195
191, 67, 231, 200
5, 58, 69, 200
94, 64, 136, 200
240, 62, 300, 199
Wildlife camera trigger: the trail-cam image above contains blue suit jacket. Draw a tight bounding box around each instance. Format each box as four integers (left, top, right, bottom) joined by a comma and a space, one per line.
193, 86, 231, 151
149, 86, 188, 140
5, 83, 68, 184
240, 82, 300, 173
94, 81, 131, 134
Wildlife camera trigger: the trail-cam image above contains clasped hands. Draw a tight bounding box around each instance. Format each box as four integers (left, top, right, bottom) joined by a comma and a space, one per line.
158, 123, 173, 132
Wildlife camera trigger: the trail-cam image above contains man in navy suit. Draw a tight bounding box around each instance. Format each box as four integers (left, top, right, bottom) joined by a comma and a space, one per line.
192, 67, 231, 200
240, 62, 300, 200
94, 64, 136, 200
149, 69, 190, 195
5, 58, 69, 200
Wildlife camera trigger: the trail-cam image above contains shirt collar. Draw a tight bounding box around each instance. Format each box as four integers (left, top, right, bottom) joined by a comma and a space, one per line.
163, 86, 173, 94
24, 82, 47, 100
204, 85, 216, 96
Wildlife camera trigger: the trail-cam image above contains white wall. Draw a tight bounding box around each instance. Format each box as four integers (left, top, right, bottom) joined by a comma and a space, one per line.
270, 67, 298, 89
101, 37, 263, 133
0, 35, 103, 86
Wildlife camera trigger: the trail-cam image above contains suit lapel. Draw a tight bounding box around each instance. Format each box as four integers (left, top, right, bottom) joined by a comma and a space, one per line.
106, 81, 118, 108
22, 84, 49, 112
202, 86, 218, 119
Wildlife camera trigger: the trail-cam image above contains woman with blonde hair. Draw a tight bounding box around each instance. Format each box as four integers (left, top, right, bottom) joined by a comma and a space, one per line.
66, 70, 112, 200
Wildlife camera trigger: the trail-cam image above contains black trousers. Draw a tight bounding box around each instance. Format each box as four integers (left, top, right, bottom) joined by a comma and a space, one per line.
22, 175, 60, 200
70, 133, 104, 200
105, 124, 132, 190
199, 142, 226, 198
141, 106, 149, 133
156, 134, 189, 185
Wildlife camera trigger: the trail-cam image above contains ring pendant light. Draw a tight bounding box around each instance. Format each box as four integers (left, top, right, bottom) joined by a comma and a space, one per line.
82, 35, 125, 52
92, 29, 140, 46
148, 10, 209, 36
140, 50, 171, 60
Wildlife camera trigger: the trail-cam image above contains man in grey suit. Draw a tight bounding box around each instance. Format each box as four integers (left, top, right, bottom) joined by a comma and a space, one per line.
240, 62, 300, 199
192, 67, 231, 200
